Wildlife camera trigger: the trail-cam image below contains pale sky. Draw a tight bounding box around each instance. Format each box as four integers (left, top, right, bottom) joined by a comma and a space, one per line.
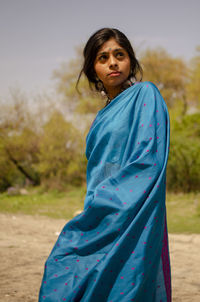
0, 0, 199, 99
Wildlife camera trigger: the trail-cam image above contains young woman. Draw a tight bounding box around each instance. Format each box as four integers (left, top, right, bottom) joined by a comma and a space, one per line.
39, 28, 171, 302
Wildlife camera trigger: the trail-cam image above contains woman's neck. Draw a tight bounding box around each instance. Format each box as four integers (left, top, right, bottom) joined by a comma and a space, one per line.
106, 86, 122, 100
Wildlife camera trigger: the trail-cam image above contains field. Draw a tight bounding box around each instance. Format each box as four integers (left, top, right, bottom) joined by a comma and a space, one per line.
0, 188, 200, 301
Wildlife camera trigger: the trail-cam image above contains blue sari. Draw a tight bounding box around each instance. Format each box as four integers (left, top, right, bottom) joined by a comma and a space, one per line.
39, 81, 171, 302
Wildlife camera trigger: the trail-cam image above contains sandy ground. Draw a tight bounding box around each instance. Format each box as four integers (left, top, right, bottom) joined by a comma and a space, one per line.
0, 213, 200, 302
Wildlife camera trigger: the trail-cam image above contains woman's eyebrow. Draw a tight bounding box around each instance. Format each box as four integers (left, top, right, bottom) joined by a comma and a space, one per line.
97, 48, 124, 56
97, 51, 107, 56
113, 48, 124, 52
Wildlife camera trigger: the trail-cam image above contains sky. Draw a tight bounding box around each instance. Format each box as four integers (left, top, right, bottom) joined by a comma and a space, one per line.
0, 0, 200, 99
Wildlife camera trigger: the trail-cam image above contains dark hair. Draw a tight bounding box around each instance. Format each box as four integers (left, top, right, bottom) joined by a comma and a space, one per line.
76, 27, 143, 92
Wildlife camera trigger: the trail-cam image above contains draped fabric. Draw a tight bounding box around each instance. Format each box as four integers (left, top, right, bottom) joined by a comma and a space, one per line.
39, 81, 171, 302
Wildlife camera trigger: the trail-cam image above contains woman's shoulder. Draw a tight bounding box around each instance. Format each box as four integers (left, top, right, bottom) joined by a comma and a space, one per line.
133, 81, 163, 101
133, 80, 160, 92
130, 80, 167, 110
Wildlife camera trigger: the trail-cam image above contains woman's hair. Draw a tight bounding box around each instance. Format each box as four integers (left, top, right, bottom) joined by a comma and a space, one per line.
76, 27, 143, 92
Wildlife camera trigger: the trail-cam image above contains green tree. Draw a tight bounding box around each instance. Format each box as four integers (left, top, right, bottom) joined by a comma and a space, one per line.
36, 111, 87, 189
0, 89, 40, 190
167, 112, 200, 192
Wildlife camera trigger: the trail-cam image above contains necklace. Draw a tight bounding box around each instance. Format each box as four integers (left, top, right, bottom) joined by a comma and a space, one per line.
105, 98, 111, 106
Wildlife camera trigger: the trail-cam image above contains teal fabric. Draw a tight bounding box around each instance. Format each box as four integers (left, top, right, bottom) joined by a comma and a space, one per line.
39, 81, 171, 302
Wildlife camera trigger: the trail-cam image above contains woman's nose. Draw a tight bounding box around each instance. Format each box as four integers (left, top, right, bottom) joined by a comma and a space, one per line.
109, 55, 118, 68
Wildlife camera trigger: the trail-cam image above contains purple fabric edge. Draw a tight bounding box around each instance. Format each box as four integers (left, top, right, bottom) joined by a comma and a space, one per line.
161, 213, 172, 302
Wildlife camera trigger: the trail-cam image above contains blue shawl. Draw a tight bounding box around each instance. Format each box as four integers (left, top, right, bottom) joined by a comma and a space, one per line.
39, 81, 171, 302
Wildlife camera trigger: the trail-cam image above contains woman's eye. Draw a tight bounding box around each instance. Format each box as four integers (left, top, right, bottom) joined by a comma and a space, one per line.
99, 55, 107, 61
116, 52, 125, 58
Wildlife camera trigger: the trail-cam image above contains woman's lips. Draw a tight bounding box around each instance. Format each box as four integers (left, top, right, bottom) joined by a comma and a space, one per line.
108, 71, 121, 77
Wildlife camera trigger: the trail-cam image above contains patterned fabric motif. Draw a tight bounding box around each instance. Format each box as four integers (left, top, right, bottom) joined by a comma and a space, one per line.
39, 81, 171, 302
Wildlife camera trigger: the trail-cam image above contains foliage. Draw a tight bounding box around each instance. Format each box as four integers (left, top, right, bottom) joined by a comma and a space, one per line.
0, 45, 200, 193
0, 89, 87, 192
53, 47, 104, 115
1, 128, 40, 185
186, 46, 200, 109
167, 113, 200, 192
35, 111, 87, 190
0, 142, 19, 190
141, 47, 189, 113
0, 90, 40, 190
139, 47, 200, 193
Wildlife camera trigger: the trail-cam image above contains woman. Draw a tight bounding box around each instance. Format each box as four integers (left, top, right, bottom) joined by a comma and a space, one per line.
39, 28, 171, 302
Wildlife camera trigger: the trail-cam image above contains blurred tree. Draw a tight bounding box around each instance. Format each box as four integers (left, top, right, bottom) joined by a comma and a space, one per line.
36, 111, 87, 190
167, 112, 200, 192
1, 45, 199, 193
0, 85, 88, 191
52, 47, 104, 116
141, 47, 189, 114
1, 128, 40, 186
0, 89, 40, 190
186, 46, 200, 109
0, 140, 17, 191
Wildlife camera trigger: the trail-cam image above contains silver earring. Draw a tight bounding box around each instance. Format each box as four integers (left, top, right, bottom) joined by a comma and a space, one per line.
96, 78, 107, 96
97, 79, 104, 91
95, 77, 110, 106
100, 90, 107, 97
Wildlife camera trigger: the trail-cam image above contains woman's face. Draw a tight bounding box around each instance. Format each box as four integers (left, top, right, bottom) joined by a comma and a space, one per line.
94, 38, 131, 99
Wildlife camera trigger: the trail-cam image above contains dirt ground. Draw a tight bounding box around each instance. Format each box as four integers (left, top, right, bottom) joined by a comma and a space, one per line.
0, 213, 199, 302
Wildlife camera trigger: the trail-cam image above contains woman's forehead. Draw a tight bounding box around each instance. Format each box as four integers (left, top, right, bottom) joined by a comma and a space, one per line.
97, 38, 123, 54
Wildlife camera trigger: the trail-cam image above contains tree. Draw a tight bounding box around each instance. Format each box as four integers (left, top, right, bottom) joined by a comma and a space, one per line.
36, 111, 87, 189
167, 112, 200, 192
0, 89, 40, 190
52, 47, 104, 116
186, 46, 200, 109
141, 47, 189, 114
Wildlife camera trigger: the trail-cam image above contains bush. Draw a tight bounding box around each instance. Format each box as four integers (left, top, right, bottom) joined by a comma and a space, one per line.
167, 113, 200, 192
